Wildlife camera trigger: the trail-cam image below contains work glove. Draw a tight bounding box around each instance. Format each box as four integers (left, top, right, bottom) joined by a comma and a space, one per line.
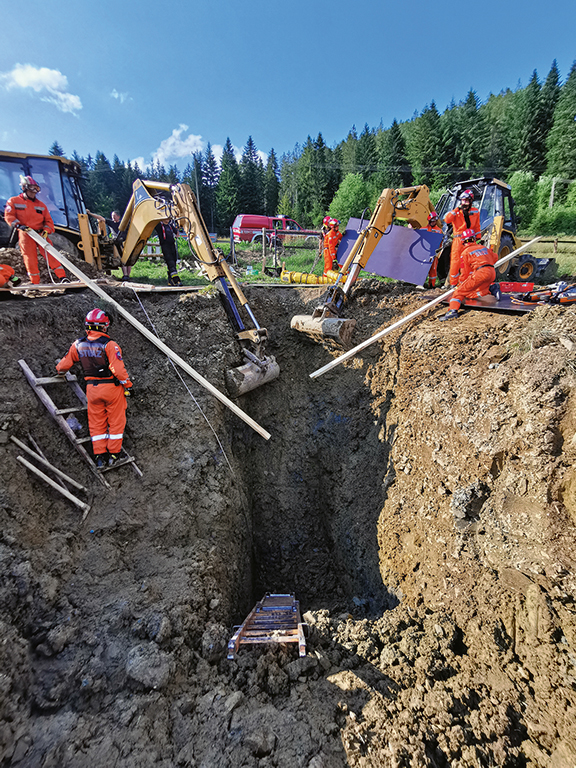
124, 387, 135, 398
39, 230, 50, 240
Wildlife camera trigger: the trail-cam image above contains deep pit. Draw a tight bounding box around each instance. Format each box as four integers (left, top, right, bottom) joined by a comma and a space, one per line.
1, 281, 576, 767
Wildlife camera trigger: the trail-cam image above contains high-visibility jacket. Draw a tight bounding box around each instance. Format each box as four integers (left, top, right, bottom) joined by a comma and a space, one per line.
4, 193, 55, 234
323, 229, 342, 274
449, 242, 497, 311
444, 206, 480, 285
57, 331, 132, 386
57, 331, 132, 455
459, 242, 498, 282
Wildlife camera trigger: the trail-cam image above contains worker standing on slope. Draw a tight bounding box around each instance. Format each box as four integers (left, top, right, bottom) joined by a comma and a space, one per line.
155, 218, 182, 286
56, 309, 134, 468
444, 189, 480, 287
323, 218, 342, 276
425, 211, 443, 288
440, 229, 500, 321
4, 176, 68, 285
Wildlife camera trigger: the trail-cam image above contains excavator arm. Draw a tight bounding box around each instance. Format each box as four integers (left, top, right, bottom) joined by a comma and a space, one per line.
291, 185, 435, 344
115, 179, 280, 396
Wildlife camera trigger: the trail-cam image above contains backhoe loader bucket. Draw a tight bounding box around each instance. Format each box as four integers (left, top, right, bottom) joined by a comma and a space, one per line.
290, 315, 357, 346
225, 355, 280, 398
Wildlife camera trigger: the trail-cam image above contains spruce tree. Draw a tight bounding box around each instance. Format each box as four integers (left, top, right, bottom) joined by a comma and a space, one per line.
546, 61, 576, 177
512, 71, 545, 174
49, 141, 65, 157
240, 136, 264, 213
377, 119, 412, 188
457, 90, 488, 177
264, 149, 280, 216
356, 124, 378, 180
216, 138, 241, 233
202, 143, 220, 231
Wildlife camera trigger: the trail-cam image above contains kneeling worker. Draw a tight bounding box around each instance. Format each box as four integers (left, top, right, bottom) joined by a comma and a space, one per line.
56, 309, 133, 468
440, 230, 499, 321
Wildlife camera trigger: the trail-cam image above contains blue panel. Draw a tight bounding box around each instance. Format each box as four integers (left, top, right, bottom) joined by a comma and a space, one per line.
337, 218, 444, 286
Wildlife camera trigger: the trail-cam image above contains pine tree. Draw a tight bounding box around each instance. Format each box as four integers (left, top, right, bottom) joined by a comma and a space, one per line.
339, 126, 358, 176
85, 152, 115, 214
440, 100, 460, 183
377, 119, 412, 188
264, 149, 280, 216
539, 60, 561, 144
546, 61, 576, 177
457, 90, 488, 177
356, 124, 377, 180
49, 141, 65, 157
511, 71, 544, 174
405, 103, 447, 188
216, 138, 241, 233
202, 143, 219, 231
240, 136, 264, 213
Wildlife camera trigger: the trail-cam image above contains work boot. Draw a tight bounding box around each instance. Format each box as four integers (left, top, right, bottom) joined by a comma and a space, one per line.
9, 276, 21, 286
95, 454, 107, 470
108, 453, 119, 467
489, 283, 502, 301
168, 273, 182, 286
439, 309, 459, 321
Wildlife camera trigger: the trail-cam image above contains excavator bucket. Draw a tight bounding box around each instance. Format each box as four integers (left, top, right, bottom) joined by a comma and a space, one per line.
225, 355, 280, 398
290, 315, 357, 346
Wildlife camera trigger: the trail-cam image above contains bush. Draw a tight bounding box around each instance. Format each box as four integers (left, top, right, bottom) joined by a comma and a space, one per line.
328, 173, 372, 226
509, 171, 536, 229
531, 206, 576, 236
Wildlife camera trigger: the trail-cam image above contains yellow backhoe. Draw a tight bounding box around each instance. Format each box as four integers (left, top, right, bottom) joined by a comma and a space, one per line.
291, 185, 436, 345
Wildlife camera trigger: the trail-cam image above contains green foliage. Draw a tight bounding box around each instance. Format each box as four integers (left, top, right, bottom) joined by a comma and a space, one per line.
509, 171, 537, 228
531, 206, 576, 236
328, 173, 371, 224
547, 61, 576, 176
49, 141, 65, 157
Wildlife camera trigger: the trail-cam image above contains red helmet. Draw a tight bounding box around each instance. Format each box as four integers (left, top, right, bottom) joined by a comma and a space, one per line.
20, 175, 41, 192
459, 189, 474, 204
322, 215, 332, 227
461, 228, 476, 243
85, 308, 111, 331
428, 211, 439, 222
329, 218, 340, 229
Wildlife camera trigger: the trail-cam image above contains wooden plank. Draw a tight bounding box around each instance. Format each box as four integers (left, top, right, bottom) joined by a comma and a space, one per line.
10, 436, 87, 491
26, 230, 271, 441
16, 455, 91, 519
55, 406, 88, 415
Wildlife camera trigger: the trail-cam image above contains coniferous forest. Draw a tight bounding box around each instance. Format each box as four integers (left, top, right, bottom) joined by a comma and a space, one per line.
52, 60, 576, 236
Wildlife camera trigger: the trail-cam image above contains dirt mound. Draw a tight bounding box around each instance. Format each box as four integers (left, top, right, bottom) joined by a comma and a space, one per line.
0, 282, 575, 767
0, 245, 100, 283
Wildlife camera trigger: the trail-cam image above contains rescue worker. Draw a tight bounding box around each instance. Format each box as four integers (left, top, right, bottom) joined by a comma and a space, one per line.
440, 229, 499, 320
4, 176, 68, 284
425, 211, 442, 288
0, 264, 21, 288
444, 189, 480, 287
155, 218, 182, 286
323, 218, 342, 276
56, 309, 134, 468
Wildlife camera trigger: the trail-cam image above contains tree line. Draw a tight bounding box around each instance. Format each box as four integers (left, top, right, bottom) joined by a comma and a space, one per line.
51, 59, 576, 235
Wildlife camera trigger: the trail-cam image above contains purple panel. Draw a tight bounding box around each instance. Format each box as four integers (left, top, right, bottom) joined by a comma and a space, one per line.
337, 218, 444, 286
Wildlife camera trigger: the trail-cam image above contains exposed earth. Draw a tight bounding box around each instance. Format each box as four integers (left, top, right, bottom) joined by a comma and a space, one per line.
1, 252, 576, 767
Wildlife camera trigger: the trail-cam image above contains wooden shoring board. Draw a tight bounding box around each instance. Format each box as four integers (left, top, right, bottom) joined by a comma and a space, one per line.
227, 593, 307, 660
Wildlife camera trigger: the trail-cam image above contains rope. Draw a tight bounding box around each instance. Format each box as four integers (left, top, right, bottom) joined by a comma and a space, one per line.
129, 288, 234, 474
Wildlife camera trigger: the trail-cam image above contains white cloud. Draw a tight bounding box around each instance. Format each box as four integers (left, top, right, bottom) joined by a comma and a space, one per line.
0, 63, 82, 114
151, 124, 204, 166
130, 157, 145, 170
111, 88, 129, 104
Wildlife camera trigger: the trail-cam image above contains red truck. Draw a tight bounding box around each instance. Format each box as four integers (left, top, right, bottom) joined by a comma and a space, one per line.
232, 214, 318, 245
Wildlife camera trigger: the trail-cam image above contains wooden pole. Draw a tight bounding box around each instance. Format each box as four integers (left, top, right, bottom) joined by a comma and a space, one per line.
10, 436, 87, 491
16, 455, 91, 517
27, 230, 271, 441
310, 237, 542, 379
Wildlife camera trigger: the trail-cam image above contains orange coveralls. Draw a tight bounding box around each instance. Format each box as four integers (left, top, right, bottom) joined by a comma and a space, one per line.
323, 229, 342, 275
426, 223, 443, 287
449, 243, 497, 312
444, 207, 480, 286
4, 193, 65, 284
57, 331, 133, 455
0, 264, 15, 287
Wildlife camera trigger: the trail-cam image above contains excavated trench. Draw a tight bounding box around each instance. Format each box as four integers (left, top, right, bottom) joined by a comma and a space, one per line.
1, 278, 576, 767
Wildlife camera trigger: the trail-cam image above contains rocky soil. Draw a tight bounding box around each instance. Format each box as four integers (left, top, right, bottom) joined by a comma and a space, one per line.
0, 274, 575, 767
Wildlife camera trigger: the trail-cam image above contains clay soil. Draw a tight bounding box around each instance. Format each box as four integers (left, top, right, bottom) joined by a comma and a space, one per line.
1, 269, 576, 767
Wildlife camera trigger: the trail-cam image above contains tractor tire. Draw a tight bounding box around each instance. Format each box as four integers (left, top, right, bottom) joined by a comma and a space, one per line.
494, 234, 515, 281
511, 253, 537, 282
50, 232, 81, 261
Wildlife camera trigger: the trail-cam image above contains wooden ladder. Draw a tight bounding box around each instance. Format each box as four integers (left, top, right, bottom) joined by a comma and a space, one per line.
227, 593, 307, 660
19, 359, 142, 488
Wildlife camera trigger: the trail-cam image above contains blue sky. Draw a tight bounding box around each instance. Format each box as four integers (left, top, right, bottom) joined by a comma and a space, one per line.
1, 0, 575, 171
